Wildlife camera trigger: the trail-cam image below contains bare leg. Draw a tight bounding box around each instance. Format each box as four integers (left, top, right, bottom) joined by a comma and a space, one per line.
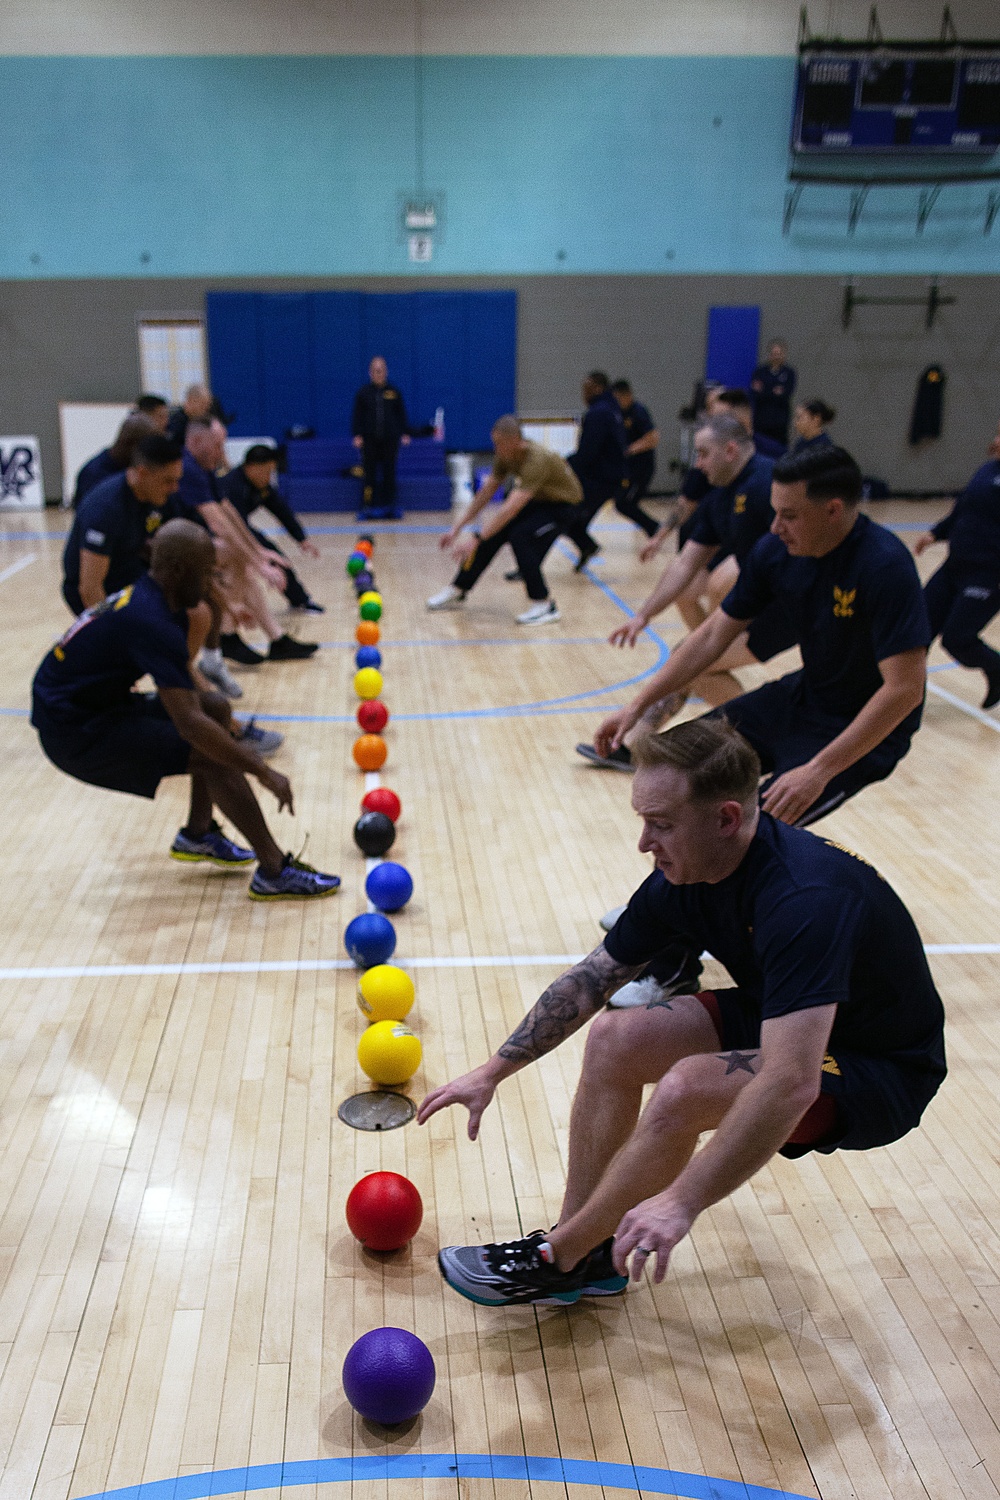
226, 566, 282, 643
557, 999, 720, 1221
183, 691, 282, 870
688, 634, 764, 707
551, 1046, 760, 1270
185, 773, 214, 836
193, 760, 284, 876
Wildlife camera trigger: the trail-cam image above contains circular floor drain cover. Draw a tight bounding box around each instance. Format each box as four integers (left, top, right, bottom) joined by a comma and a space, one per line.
338, 1090, 417, 1131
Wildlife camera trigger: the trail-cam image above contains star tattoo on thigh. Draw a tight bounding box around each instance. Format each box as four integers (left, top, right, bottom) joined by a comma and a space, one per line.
719, 1049, 757, 1075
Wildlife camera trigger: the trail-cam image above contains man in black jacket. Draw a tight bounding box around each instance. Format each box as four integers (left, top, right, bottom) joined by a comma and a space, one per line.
352, 356, 411, 519
563, 371, 629, 568
220, 446, 323, 613
750, 341, 796, 446
915, 417, 1000, 709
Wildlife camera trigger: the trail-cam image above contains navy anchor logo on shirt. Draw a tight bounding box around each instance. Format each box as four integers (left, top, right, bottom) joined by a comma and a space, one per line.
833, 586, 856, 618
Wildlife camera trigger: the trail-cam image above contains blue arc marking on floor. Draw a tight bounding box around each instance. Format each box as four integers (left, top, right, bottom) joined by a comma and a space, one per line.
75, 1451, 815, 1500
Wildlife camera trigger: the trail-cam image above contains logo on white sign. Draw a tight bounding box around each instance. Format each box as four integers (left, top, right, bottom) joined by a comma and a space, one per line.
0, 437, 45, 510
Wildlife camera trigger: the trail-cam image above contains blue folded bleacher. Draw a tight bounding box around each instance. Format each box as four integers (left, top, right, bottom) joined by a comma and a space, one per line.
280, 437, 451, 513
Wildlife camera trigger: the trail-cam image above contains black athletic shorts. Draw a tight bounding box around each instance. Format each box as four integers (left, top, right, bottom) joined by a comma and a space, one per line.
705, 673, 910, 825
709, 987, 944, 1155
38, 694, 191, 800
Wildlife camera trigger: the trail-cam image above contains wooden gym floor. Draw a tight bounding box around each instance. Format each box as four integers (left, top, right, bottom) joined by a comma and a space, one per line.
1, 501, 999, 1500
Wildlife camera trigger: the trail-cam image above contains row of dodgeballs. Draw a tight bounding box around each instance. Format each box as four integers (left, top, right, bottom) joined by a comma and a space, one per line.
343, 541, 419, 1084
340, 537, 435, 1427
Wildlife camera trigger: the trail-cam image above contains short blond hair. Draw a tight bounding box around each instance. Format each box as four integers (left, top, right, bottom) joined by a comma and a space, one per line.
491, 415, 521, 440
632, 718, 760, 808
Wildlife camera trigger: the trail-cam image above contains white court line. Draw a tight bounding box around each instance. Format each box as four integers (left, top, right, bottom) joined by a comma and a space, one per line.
0, 553, 36, 584
0, 945, 994, 982
927, 680, 1000, 735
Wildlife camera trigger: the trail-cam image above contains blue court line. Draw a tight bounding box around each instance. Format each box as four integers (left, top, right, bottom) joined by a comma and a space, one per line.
75, 1451, 814, 1500
322, 635, 616, 648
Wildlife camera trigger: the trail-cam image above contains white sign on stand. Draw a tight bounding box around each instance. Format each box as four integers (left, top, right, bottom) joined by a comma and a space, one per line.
58, 402, 132, 505
0, 437, 45, 510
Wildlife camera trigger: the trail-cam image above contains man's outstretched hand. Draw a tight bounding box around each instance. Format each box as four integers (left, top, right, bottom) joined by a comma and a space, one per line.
608, 616, 647, 648
760, 762, 828, 825
260, 766, 294, 814
417, 1062, 500, 1141
594, 707, 639, 758
612, 1190, 696, 1284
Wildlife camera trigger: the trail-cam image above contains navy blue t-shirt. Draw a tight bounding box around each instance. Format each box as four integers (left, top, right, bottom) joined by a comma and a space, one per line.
622, 400, 656, 482
723, 513, 930, 733
931, 459, 1000, 574
688, 453, 775, 565
789, 431, 833, 460
174, 451, 218, 526
219, 465, 307, 543
32, 574, 193, 734
570, 391, 628, 493
72, 448, 124, 509
605, 814, 945, 1074
63, 475, 178, 606
753, 432, 786, 460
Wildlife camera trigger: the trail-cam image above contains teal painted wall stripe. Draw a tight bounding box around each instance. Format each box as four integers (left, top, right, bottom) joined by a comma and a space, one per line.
2, 55, 997, 278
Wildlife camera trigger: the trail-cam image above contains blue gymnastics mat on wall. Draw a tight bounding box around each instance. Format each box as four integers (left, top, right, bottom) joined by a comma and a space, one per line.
705, 305, 761, 391
206, 289, 517, 453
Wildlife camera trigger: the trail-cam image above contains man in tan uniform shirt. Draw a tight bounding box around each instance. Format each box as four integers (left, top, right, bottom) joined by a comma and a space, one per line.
428, 415, 583, 625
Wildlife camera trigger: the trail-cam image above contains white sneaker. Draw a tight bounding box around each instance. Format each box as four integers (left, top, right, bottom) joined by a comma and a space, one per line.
199, 650, 243, 699
427, 585, 466, 610
517, 599, 560, 625
599, 904, 628, 932
608, 975, 670, 1009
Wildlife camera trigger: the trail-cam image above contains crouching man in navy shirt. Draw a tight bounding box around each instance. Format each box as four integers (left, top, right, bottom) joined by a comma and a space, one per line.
914, 417, 1000, 710
421, 718, 945, 1306
33, 520, 340, 903
594, 445, 929, 828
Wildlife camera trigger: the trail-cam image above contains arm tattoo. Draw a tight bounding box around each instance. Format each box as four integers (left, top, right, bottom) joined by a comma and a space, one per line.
498, 946, 644, 1065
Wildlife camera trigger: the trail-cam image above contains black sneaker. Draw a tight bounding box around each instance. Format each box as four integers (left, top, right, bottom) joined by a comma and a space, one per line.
983, 671, 1000, 711
575, 1237, 628, 1296
575, 743, 634, 771
438, 1231, 586, 1307
504, 567, 523, 582
301, 599, 326, 613
220, 633, 266, 666
574, 543, 601, 573
268, 634, 318, 661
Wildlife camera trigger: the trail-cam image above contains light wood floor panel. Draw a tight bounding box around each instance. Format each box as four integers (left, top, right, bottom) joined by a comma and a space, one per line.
0, 505, 999, 1499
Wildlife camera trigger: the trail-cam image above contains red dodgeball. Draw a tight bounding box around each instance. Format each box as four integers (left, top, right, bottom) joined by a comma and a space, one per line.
357, 699, 389, 733
361, 787, 402, 822
346, 1171, 423, 1251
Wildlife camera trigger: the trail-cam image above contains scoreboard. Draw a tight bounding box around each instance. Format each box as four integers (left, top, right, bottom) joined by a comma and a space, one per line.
793, 44, 1000, 154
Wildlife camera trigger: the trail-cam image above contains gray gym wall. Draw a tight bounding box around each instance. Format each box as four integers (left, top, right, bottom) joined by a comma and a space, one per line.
1, 273, 997, 498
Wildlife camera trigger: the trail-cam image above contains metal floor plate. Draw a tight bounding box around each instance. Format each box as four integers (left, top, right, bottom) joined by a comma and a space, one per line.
338, 1090, 417, 1131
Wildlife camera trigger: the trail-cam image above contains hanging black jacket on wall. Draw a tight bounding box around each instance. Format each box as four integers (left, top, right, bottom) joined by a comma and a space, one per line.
909, 365, 946, 445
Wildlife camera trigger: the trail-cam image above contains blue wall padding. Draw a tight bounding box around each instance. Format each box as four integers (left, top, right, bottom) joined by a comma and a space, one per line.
207, 289, 516, 452
706, 305, 762, 390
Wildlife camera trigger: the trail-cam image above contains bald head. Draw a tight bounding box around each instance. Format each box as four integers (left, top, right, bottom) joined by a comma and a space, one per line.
150, 518, 215, 610
184, 384, 213, 419
186, 418, 227, 471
